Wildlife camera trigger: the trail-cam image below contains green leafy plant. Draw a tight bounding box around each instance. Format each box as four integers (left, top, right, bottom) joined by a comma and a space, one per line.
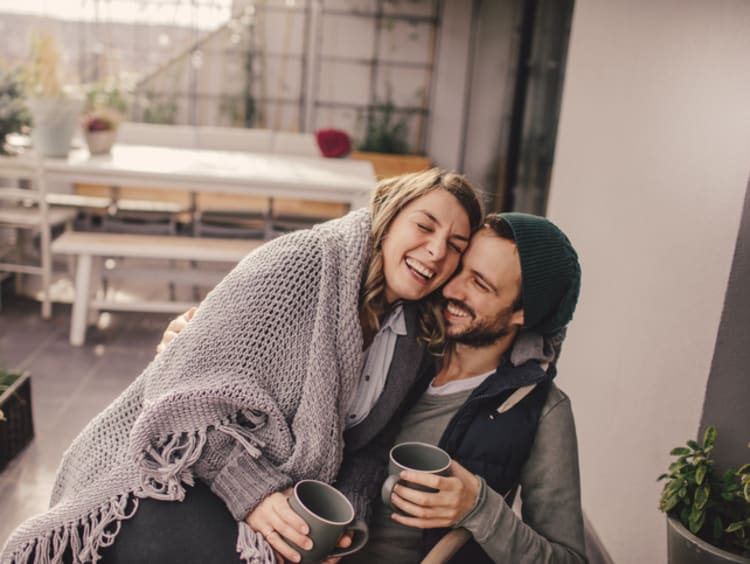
85, 82, 129, 116
0, 369, 23, 423
0, 67, 31, 154
358, 100, 410, 155
142, 91, 178, 125
658, 425, 750, 557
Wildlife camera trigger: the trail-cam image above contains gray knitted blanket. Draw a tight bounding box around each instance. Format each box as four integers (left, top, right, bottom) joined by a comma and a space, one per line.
1, 209, 371, 564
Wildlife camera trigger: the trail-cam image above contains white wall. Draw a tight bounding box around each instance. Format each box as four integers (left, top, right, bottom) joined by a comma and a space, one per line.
546, 1, 750, 562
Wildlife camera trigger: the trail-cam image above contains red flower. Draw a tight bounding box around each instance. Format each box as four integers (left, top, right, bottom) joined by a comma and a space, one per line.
87, 117, 111, 132
315, 128, 351, 158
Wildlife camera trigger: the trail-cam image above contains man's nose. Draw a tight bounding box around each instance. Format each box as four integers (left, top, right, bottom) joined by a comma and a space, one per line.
443, 275, 465, 299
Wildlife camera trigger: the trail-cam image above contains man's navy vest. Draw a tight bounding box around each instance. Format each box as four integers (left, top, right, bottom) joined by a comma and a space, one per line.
421, 359, 552, 563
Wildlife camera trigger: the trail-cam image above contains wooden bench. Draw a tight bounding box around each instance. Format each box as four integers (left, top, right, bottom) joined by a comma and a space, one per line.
51, 231, 262, 346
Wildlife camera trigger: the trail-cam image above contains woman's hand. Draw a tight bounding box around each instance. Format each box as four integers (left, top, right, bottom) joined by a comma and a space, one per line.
155, 307, 196, 353
389, 460, 480, 529
245, 489, 313, 564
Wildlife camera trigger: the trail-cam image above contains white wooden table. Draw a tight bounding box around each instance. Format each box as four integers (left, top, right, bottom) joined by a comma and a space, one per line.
28, 144, 376, 208
1, 145, 376, 340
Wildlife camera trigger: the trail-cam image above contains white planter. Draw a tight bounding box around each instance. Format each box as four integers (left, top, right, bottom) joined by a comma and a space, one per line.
28, 96, 85, 158
84, 129, 118, 155
667, 516, 750, 564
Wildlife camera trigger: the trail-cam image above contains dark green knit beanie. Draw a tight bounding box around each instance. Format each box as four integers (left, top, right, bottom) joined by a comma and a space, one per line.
498, 212, 581, 335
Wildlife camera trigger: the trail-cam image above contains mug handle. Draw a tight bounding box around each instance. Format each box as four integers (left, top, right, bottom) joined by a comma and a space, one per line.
327, 518, 369, 558
380, 474, 400, 509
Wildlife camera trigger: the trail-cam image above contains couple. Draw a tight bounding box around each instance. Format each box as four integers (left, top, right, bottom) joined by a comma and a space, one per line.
2, 168, 584, 563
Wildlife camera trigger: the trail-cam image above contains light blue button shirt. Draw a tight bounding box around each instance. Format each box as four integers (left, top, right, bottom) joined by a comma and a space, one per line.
345, 304, 407, 429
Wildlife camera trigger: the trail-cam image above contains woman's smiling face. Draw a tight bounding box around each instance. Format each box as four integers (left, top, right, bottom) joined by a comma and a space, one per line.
381, 188, 472, 304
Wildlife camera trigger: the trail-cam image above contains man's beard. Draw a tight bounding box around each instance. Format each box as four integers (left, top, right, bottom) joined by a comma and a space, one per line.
445, 298, 516, 348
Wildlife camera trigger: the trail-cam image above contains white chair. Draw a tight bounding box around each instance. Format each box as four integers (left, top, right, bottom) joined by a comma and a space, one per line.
0, 156, 76, 318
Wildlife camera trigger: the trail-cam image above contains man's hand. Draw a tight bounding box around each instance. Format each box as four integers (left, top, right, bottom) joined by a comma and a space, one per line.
321, 532, 353, 564
245, 489, 312, 564
155, 307, 196, 353
389, 460, 480, 529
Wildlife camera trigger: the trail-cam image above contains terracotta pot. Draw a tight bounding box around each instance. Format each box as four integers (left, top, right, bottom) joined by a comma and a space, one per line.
84, 129, 118, 155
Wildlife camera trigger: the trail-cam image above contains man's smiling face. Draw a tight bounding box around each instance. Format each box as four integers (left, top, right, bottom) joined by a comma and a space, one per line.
441, 229, 525, 347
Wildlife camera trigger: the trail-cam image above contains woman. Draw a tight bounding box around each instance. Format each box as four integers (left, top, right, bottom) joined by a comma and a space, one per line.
1, 169, 483, 564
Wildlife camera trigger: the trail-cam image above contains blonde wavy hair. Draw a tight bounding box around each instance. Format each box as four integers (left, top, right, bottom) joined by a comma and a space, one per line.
360, 168, 485, 347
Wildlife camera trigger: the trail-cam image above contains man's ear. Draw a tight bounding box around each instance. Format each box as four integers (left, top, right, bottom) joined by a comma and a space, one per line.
510, 308, 524, 328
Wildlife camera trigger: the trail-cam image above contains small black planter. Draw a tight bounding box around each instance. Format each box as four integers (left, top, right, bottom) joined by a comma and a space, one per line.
0, 370, 34, 472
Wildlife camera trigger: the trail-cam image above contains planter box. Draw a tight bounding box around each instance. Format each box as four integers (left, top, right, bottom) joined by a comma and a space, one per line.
667, 516, 750, 564
0, 371, 34, 472
351, 151, 432, 180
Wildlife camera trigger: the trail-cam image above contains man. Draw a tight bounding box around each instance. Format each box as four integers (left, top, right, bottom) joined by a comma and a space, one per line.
338, 212, 586, 563
158, 212, 586, 563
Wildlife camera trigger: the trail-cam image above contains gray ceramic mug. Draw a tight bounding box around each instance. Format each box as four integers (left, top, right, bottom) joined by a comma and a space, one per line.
283, 480, 369, 564
380, 441, 452, 513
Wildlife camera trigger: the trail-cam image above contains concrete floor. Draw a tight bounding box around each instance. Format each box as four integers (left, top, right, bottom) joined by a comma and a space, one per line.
0, 288, 173, 547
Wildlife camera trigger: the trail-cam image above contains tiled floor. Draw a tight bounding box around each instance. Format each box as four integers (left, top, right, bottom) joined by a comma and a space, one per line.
0, 289, 173, 547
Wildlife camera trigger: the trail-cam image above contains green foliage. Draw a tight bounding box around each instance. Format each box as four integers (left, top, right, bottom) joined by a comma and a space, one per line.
658, 425, 750, 557
358, 100, 410, 155
0, 369, 22, 423
142, 91, 177, 125
85, 82, 129, 115
0, 369, 21, 388
0, 67, 31, 153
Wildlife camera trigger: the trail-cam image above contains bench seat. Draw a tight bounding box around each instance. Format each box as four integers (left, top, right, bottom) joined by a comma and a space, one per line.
52, 231, 262, 345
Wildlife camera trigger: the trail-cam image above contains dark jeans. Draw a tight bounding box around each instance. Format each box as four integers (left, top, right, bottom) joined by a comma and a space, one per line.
56, 482, 244, 563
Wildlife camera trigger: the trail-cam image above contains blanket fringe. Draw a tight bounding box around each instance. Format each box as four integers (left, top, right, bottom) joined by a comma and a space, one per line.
10, 421, 269, 563
217, 423, 265, 458
236, 521, 276, 564
137, 431, 208, 501
8, 494, 137, 564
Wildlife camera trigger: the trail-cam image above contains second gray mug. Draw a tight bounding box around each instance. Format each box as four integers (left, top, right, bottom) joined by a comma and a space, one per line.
380, 441, 451, 514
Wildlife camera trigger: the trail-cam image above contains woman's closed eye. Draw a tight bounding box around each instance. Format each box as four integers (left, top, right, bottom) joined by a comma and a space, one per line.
449, 241, 465, 253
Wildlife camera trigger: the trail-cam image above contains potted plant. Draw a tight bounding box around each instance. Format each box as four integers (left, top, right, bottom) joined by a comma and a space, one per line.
81, 107, 124, 155
658, 425, 750, 563
0, 68, 31, 155
80, 82, 128, 155
24, 31, 84, 158
350, 99, 432, 179
0, 369, 34, 472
